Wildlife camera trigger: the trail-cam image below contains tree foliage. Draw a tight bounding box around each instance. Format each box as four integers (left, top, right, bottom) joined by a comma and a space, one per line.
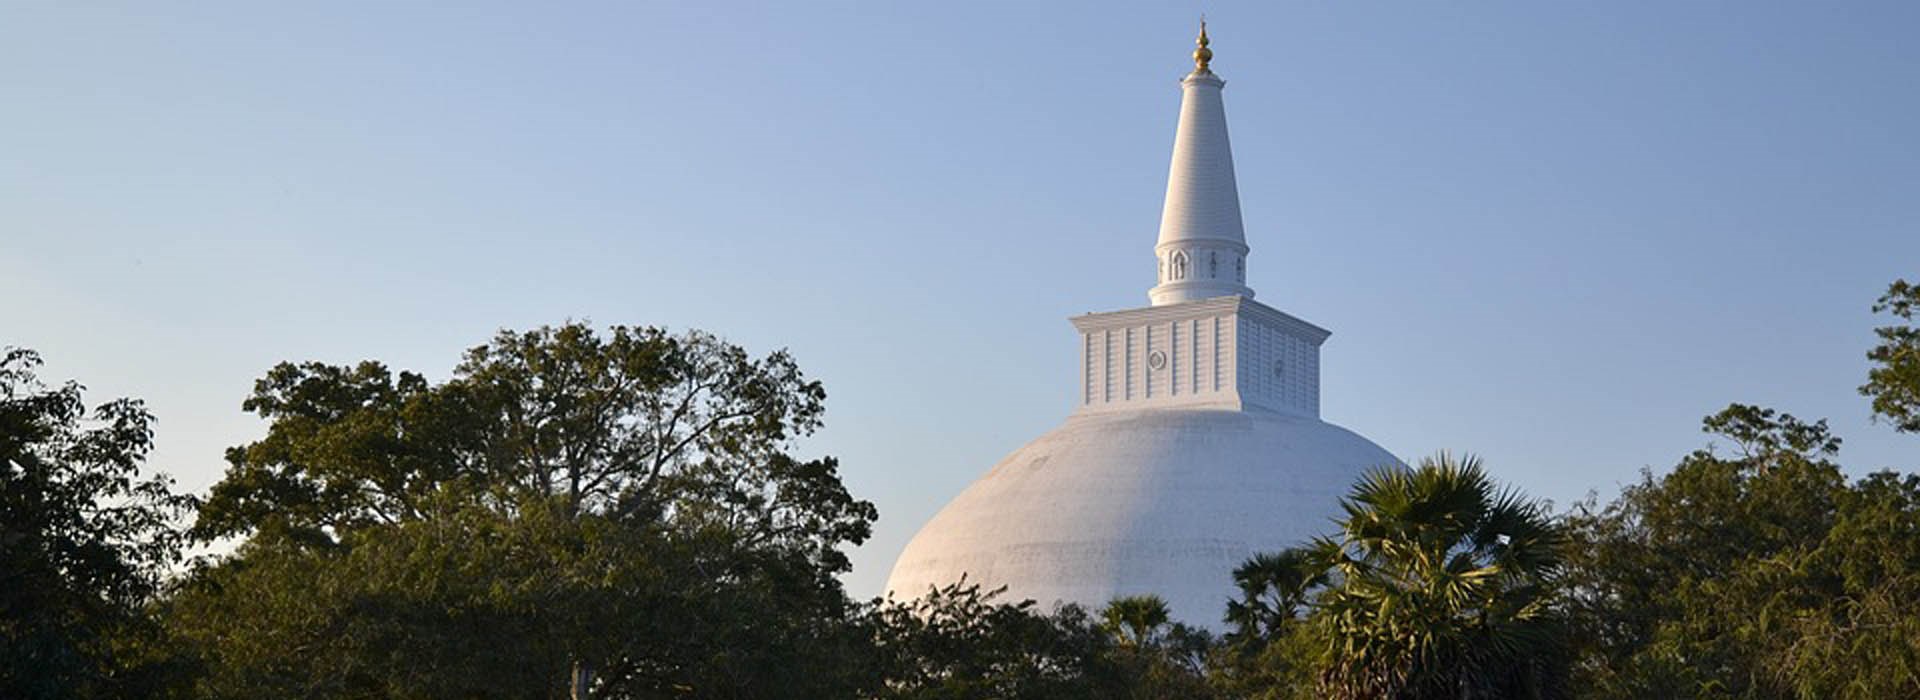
1562, 403, 1920, 699
865, 581, 1114, 699
16, 277, 1920, 698
169, 324, 878, 697
1228, 454, 1568, 700
1096, 594, 1218, 699
0, 348, 194, 699
192, 324, 866, 557
1863, 278, 1920, 433
863, 584, 1215, 700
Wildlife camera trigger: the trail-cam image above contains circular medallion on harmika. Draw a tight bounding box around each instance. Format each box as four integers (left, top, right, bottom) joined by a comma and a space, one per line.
1148, 350, 1168, 370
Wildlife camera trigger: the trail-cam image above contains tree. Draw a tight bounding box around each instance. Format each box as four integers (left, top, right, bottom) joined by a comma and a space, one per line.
1561, 405, 1844, 698
1863, 279, 1920, 433
1562, 404, 1920, 699
1554, 281, 1920, 699
1232, 454, 1569, 700
168, 324, 878, 698
1773, 470, 1920, 698
1085, 595, 1216, 699
1209, 550, 1329, 700
865, 579, 1119, 700
1101, 595, 1172, 648
0, 348, 194, 699
1225, 549, 1326, 642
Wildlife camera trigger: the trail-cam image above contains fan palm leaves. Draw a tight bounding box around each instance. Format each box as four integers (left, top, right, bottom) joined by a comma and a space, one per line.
1102, 594, 1173, 647
1233, 452, 1569, 699
1227, 546, 1333, 639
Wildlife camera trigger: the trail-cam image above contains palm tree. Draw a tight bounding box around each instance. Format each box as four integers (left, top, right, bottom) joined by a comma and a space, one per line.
1098, 594, 1221, 699
1235, 453, 1569, 699
1227, 547, 1331, 640
1101, 594, 1173, 647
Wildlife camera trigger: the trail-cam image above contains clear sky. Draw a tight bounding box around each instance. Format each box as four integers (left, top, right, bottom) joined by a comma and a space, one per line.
5, 2, 1917, 600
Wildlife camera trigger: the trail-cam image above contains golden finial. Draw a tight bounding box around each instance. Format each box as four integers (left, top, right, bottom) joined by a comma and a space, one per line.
1193, 19, 1214, 73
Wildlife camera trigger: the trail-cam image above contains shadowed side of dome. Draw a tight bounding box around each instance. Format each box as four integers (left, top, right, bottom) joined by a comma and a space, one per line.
883, 409, 1401, 628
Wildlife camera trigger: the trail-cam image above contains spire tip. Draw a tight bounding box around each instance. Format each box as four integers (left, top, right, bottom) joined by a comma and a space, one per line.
1193, 18, 1214, 73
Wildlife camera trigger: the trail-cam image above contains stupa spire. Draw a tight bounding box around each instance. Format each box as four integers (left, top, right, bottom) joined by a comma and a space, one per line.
1149, 21, 1253, 306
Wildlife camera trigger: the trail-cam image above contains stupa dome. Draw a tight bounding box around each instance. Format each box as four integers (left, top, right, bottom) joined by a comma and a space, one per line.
885, 408, 1397, 626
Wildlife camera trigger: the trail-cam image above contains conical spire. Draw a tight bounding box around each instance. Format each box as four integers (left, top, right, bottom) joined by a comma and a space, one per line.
1149, 22, 1252, 306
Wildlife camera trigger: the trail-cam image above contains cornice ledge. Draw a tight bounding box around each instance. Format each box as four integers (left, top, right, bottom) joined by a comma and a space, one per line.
1070, 296, 1244, 331
1070, 296, 1330, 345
1237, 298, 1332, 345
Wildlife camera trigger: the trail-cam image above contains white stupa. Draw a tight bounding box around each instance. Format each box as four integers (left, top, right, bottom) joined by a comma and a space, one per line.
884, 25, 1401, 627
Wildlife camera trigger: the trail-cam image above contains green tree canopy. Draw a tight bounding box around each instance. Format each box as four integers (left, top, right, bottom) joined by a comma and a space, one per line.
1563, 403, 1920, 699
168, 324, 878, 698
865, 580, 1116, 700
192, 324, 870, 563
1863, 278, 1920, 433
0, 348, 193, 699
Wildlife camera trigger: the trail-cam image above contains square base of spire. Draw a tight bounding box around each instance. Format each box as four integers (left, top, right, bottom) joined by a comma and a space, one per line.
1069, 296, 1327, 417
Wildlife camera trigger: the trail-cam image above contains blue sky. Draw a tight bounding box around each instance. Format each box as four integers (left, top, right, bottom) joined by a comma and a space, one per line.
4, 2, 1917, 600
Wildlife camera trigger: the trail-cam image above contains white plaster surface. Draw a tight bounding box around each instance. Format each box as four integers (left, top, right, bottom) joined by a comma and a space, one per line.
1150, 71, 1254, 306
1073, 296, 1328, 417
884, 408, 1401, 628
